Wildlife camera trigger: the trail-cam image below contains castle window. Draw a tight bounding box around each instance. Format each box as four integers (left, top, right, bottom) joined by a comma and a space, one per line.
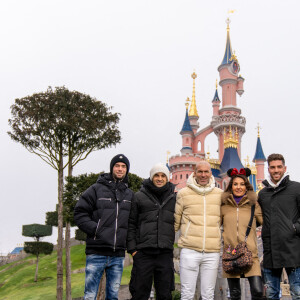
175, 175, 177, 180
186, 174, 188, 179
180, 174, 182, 179
198, 141, 202, 152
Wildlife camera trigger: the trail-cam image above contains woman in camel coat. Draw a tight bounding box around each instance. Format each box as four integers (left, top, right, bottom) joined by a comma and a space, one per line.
221, 168, 263, 300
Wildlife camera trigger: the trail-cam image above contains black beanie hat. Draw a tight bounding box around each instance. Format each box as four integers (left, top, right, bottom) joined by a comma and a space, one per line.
110, 154, 130, 175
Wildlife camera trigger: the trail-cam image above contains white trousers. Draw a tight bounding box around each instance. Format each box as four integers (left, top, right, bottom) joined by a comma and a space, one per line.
180, 248, 220, 300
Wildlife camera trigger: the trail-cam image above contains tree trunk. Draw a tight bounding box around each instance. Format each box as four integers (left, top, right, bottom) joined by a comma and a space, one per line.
57, 154, 64, 300
97, 271, 106, 300
65, 221, 72, 300
65, 158, 73, 300
34, 254, 39, 282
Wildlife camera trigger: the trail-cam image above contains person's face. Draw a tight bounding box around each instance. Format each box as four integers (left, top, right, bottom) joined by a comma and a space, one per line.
195, 164, 212, 186
268, 160, 286, 184
152, 172, 168, 187
112, 162, 127, 179
232, 177, 247, 197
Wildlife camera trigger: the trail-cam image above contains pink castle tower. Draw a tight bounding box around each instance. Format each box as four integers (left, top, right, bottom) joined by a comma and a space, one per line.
169, 18, 265, 191
212, 18, 246, 162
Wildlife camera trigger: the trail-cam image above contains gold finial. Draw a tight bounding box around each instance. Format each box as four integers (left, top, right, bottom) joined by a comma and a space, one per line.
229, 50, 238, 62
246, 156, 250, 167
226, 18, 231, 31
206, 146, 210, 161
188, 71, 199, 117
227, 10, 235, 31
166, 151, 171, 163
235, 127, 239, 140
216, 79, 218, 89
185, 97, 190, 110
206, 151, 210, 161
256, 123, 261, 137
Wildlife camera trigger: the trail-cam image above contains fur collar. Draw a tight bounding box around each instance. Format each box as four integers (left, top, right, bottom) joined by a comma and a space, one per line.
221, 190, 257, 206
187, 174, 216, 195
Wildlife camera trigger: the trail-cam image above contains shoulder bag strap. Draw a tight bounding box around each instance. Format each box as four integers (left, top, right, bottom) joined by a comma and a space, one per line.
244, 204, 255, 242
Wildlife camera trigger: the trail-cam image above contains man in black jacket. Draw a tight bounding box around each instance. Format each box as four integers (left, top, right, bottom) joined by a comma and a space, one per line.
74, 154, 134, 300
127, 163, 176, 300
258, 153, 300, 300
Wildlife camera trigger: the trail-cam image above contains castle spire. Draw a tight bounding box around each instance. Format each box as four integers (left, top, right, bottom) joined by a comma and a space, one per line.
253, 124, 266, 186
212, 79, 220, 102
180, 98, 193, 134
188, 72, 199, 117
253, 124, 266, 162
221, 18, 233, 65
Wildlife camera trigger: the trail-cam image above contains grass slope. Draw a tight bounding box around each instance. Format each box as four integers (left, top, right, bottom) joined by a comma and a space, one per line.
0, 244, 87, 300
0, 244, 179, 300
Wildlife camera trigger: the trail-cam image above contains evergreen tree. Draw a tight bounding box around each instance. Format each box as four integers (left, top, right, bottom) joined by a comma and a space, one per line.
22, 224, 53, 282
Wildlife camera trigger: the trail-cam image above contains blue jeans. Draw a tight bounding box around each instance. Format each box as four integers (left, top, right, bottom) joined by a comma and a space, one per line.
84, 254, 124, 300
264, 267, 300, 300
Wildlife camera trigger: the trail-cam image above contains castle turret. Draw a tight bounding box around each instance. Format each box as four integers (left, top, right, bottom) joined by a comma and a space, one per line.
220, 126, 243, 173
180, 99, 194, 155
253, 125, 266, 186
188, 72, 199, 134
220, 126, 244, 189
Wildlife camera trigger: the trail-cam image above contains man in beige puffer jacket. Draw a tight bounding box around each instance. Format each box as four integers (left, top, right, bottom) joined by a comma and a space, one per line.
175, 161, 222, 300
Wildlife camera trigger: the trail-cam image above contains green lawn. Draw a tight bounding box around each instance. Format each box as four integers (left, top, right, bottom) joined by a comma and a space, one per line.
0, 245, 86, 300
0, 244, 180, 299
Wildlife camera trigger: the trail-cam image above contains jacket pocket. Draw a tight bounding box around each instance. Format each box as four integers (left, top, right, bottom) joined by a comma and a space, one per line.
184, 221, 191, 238
97, 198, 111, 201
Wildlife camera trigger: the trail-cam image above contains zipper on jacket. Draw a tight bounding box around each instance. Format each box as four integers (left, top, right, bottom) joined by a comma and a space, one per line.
203, 195, 206, 251
94, 219, 101, 240
113, 202, 119, 251
236, 207, 239, 241
184, 221, 191, 238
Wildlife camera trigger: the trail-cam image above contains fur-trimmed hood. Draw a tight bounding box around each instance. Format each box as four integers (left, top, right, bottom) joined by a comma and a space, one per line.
221, 190, 257, 206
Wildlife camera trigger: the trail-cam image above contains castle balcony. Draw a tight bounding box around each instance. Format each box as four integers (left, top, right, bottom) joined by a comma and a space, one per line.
211, 114, 246, 135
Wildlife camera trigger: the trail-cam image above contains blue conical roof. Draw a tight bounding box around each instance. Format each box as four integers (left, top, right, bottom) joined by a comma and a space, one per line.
220, 147, 244, 173
221, 30, 233, 65
253, 137, 266, 162
180, 109, 193, 133
212, 89, 220, 102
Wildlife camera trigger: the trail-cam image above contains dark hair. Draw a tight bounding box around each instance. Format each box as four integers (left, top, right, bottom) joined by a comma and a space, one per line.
225, 175, 254, 193
267, 153, 285, 166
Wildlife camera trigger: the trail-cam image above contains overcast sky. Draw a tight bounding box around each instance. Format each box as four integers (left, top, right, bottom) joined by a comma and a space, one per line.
1, 0, 299, 254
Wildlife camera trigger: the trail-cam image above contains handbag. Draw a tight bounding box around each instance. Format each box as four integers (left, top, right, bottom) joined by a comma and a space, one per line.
222, 205, 255, 275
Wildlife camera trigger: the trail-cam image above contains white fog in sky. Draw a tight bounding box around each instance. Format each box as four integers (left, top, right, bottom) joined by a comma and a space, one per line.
1, 0, 299, 254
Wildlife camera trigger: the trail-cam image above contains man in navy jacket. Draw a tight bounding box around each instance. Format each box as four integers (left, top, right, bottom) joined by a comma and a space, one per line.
258, 153, 300, 300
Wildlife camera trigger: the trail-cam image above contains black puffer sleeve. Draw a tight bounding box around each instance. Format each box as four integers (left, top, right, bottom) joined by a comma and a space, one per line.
74, 185, 98, 237
126, 193, 139, 253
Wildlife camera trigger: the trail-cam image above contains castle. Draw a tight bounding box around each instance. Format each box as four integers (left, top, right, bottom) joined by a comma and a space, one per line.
169, 18, 266, 191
